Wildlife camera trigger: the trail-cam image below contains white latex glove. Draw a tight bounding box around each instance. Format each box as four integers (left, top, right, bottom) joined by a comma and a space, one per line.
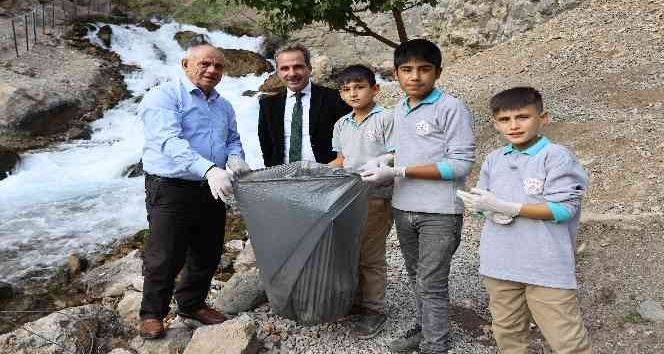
226, 155, 251, 177
456, 188, 522, 217
360, 166, 405, 184
359, 154, 394, 171
487, 211, 515, 225
205, 166, 234, 201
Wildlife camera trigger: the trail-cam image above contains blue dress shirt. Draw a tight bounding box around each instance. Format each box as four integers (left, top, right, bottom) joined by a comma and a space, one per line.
139, 77, 244, 181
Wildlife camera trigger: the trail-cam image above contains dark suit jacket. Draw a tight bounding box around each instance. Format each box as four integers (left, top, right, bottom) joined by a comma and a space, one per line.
258, 83, 351, 167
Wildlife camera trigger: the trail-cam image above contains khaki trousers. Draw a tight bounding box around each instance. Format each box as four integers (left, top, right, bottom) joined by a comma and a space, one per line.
357, 197, 393, 314
483, 277, 592, 354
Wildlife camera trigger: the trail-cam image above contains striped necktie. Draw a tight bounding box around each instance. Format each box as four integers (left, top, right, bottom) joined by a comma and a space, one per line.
288, 91, 304, 162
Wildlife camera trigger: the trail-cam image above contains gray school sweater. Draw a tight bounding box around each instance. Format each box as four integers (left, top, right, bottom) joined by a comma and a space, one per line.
392, 89, 476, 214
477, 138, 588, 289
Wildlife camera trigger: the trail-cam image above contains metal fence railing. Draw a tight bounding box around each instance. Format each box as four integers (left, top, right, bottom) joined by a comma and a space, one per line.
6, 0, 112, 57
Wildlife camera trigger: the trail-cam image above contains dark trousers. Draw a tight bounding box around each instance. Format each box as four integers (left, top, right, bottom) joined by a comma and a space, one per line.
393, 209, 463, 353
140, 175, 226, 320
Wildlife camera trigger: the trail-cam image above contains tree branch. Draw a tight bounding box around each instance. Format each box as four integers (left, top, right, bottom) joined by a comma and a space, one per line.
345, 12, 399, 48
391, 8, 408, 43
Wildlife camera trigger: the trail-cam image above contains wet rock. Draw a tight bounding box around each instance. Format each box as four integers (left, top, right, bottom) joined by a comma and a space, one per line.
225, 239, 245, 253
98, 25, 113, 47
214, 268, 266, 315
0, 83, 81, 136
124, 160, 144, 177
142, 20, 161, 32
0, 304, 127, 354
118, 290, 142, 325
67, 125, 92, 140
0, 146, 19, 180
66, 253, 89, 276
130, 325, 193, 354
258, 73, 284, 94
81, 250, 142, 299
0, 281, 15, 300
234, 240, 256, 272
638, 299, 664, 323
174, 31, 210, 50
222, 49, 273, 77
152, 43, 168, 62
183, 314, 258, 354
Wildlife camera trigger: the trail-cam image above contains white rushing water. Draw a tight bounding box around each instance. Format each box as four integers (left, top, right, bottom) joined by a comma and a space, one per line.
0, 22, 269, 282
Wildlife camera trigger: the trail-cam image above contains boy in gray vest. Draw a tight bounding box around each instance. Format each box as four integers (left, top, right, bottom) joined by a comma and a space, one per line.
457, 87, 591, 354
328, 64, 395, 339
361, 39, 476, 353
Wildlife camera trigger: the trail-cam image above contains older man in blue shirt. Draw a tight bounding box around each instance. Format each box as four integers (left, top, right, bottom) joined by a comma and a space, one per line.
137, 42, 250, 339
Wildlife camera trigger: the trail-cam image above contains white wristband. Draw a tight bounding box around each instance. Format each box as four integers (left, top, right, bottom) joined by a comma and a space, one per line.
395, 166, 406, 178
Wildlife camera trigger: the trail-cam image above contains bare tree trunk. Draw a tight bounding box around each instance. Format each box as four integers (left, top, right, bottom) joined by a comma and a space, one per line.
391, 8, 408, 43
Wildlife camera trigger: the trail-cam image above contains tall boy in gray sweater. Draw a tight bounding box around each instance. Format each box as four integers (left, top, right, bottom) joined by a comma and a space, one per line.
362, 39, 476, 354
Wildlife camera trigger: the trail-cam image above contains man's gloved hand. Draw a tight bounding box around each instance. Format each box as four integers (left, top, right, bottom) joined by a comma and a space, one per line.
205, 166, 234, 202
456, 188, 522, 217
359, 154, 394, 171
226, 155, 251, 177
360, 166, 405, 184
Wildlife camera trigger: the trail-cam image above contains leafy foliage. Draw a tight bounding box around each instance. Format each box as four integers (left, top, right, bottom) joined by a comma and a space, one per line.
234, 0, 438, 47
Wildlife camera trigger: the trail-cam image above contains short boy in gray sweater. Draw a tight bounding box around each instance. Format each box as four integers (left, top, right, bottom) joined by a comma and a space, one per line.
457, 87, 591, 354
328, 64, 395, 339
362, 39, 476, 354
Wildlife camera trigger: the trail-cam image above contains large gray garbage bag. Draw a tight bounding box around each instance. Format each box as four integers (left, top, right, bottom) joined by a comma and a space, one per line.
234, 161, 368, 324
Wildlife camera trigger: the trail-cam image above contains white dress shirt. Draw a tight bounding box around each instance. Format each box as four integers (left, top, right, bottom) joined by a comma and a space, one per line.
283, 81, 316, 163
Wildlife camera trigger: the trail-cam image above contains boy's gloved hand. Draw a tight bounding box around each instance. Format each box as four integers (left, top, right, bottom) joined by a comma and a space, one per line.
206, 166, 234, 202
360, 154, 394, 171
226, 155, 251, 177
360, 166, 405, 184
487, 211, 515, 225
456, 188, 522, 217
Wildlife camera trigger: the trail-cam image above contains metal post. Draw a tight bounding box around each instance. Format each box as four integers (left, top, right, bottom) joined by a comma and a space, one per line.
108, 0, 112, 14
62, 0, 66, 24
11, 19, 19, 57
73, 0, 77, 18
51, 2, 55, 29
42, 2, 46, 34
33, 11, 37, 43
88, 0, 91, 15
24, 14, 29, 52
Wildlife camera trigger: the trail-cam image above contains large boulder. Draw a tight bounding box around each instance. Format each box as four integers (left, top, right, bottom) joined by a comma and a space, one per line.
233, 240, 256, 273
183, 314, 258, 354
81, 250, 143, 299
130, 325, 193, 354
174, 31, 211, 50
214, 268, 266, 315
118, 290, 143, 325
0, 304, 127, 354
222, 49, 273, 77
0, 146, 19, 180
0, 82, 81, 136
258, 73, 284, 94
97, 25, 113, 47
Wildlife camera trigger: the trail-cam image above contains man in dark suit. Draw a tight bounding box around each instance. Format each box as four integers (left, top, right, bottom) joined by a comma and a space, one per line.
258, 44, 351, 167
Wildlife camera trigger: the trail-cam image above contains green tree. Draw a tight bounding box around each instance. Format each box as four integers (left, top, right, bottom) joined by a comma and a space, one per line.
233, 0, 438, 48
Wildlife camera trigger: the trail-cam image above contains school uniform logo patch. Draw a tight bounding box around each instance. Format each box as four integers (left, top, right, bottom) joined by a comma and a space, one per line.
415, 121, 433, 136
523, 177, 544, 195
364, 129, 380, 143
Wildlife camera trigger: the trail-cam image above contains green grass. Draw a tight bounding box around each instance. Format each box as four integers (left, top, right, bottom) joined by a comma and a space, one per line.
623, 311, 643, 324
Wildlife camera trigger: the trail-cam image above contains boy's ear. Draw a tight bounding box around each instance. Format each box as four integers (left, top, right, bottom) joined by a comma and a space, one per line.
435, 67, 442, 79
541, 111, 551, 124
373, 84, 380, 94
181, 58, 189, 69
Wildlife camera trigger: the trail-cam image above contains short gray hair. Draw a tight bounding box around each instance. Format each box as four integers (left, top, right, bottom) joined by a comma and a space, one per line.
275, 43, 311, 69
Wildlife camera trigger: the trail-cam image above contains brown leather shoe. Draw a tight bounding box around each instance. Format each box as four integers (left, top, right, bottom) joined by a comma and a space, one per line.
177, 306, 226, 325
139, 318, 165, 339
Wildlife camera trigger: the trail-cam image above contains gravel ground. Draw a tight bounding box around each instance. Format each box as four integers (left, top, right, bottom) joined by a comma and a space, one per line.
246, 218, 495, 354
